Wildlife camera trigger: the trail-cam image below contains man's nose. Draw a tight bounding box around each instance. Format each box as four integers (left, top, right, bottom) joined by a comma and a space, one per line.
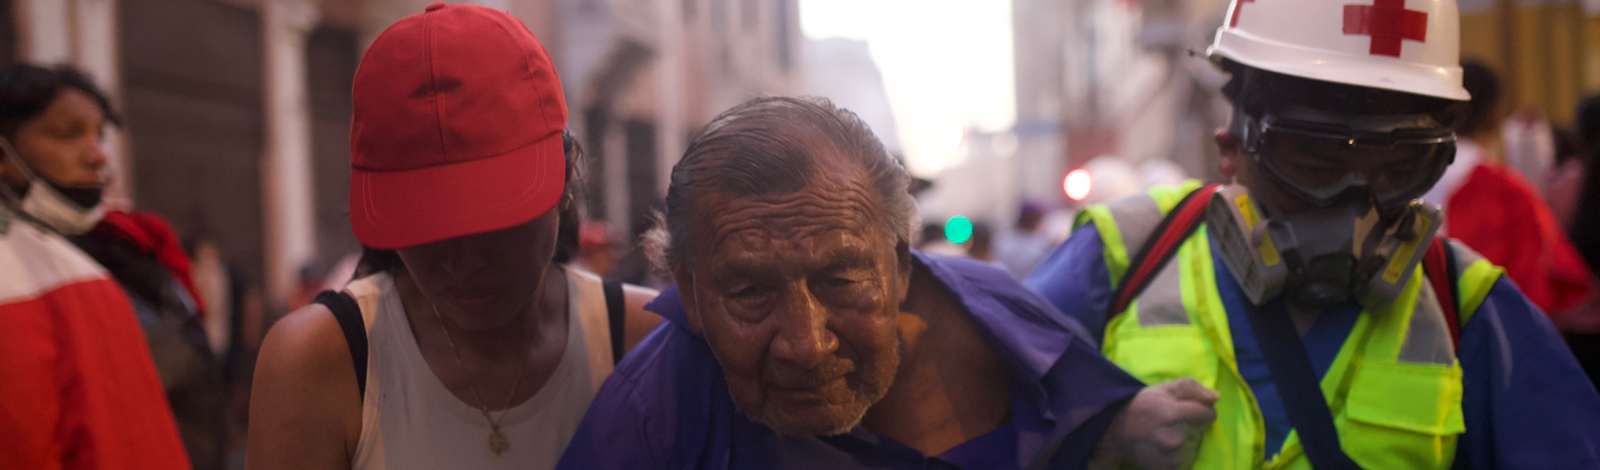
82, 139, 108, 173
769, 288, 839, 370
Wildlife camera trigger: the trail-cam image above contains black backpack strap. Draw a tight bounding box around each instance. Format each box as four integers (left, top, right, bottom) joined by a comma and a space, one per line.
314, 290, 368, 402
603, 280, 626, 366
1245, 298, 1364, 470
1109, 184, 1223, 316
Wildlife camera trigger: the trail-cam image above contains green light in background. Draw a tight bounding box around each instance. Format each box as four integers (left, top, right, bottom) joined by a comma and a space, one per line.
945, 216, 974, 244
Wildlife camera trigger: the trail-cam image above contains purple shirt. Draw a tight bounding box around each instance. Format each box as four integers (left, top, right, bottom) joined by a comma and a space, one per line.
556, 251, 1145, 469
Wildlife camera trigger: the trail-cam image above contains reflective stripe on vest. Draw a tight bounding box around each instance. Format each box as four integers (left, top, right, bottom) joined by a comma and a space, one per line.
1082, 184, 1501, 469
1075, 180, 1204, 288
1449, 240, 1504, 328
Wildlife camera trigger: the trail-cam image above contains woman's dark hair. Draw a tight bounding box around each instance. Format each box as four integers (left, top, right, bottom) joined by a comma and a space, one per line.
0, 64, 119, 139
353, 131, 585, 278
552, 132, 583, 263
1219, 59, 1467, 128
642, 96, 912, 273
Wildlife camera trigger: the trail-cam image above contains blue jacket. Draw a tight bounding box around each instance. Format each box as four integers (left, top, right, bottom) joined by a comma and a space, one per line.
1025, 222, 1600, 469
556, 251, 1146, 470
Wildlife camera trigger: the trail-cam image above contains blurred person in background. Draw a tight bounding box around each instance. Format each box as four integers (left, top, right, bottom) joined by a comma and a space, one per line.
1567, 94, 1600, 298
73, 210, 227, 470
965, 221, 995, 263
570, 220, 619, 278
1559, 95, 1600, 387
1027, 0, 1600, 466
1571, 95, 1600, 254
189, 238, 234, 358
290, 265, 323, 309
914, 221, 966, 257
187, 235, 260, 463
994, 200, 1053, 279
1502, 108, 1558, 192
245, 5, 659, 470
0, 64, 190, 469
1421, 61, 1592, 316
557, 96, 1217, 470
1547, 127, 1587, 233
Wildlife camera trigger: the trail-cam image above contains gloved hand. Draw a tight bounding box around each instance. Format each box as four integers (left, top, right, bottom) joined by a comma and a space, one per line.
1088, 378, 1220, 470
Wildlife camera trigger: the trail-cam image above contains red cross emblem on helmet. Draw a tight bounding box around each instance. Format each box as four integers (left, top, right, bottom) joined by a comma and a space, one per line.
1207, 0, 1469, 101
1343, 0, 1428, 57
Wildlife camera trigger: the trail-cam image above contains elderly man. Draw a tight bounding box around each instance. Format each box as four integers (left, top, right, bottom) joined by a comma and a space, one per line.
556, 97, 1217, 470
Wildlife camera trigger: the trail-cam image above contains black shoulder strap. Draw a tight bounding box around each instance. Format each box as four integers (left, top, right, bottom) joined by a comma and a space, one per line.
1245, 298, 1364, 470
603, 280, 626, 366
1110, 184, 1223, 315
314, 290, 368, 402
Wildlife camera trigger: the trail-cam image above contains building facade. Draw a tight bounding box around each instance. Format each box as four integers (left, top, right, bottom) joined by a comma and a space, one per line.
1, 0, 800, 310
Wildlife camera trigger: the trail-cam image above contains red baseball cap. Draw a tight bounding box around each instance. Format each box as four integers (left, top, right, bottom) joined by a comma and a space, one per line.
350, 2, 567, 250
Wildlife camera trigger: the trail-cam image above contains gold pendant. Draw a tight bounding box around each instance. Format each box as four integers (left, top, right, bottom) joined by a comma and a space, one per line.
488, 423, 509, 456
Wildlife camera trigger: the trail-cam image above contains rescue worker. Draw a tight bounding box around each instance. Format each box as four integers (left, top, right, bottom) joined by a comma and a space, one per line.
1024, 0, 1600, 467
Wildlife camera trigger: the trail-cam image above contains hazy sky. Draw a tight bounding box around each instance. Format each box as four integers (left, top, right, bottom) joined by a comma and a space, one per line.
799, 0, 1017, 177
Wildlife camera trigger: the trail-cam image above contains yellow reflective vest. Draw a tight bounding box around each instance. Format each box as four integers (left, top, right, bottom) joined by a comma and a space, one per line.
1076, 181, 1507, 469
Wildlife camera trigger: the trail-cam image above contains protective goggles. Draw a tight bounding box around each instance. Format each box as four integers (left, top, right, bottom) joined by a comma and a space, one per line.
1241, 115, 1456, 209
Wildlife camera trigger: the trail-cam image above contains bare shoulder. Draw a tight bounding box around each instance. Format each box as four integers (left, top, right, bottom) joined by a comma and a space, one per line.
245, 303, 362, 470
256, 303, 362, 395
620, 283, 664, 354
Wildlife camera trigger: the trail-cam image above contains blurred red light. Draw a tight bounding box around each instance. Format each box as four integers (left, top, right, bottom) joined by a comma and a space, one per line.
1064, 169, 1092, 201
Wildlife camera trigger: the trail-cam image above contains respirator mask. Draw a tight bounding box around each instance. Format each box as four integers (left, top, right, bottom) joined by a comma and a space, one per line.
1206, 108, 1456, 309
0, 136, 107, 235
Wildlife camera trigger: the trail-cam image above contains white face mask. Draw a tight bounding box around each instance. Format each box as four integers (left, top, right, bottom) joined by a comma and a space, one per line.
0, 137, 106, 235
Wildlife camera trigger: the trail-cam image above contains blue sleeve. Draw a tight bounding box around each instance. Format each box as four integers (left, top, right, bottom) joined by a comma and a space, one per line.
555, 370, 663, 470
1457, 278, 1600, 469
1022, 223, 1115, 341
557, 324, 684, 470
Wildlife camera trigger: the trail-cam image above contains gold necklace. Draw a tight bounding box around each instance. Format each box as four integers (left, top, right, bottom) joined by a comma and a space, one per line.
431, 303, 530, 456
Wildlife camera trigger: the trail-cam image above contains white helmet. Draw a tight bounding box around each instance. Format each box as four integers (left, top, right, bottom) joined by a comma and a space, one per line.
1208, 0, 1470, 101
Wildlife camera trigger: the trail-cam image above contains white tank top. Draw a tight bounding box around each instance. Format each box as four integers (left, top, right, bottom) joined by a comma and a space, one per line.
345, 268, 615, 470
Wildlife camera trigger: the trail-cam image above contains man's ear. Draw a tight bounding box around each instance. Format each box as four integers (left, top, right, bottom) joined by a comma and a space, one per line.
673, 265, 706, 333
1215, 128, 1242, 179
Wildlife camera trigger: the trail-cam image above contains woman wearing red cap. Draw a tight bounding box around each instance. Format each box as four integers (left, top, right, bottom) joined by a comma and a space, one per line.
245, 4, 660, 470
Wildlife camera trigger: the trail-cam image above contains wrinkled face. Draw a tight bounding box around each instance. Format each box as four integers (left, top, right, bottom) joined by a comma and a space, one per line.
676, 163, 911, 436
0, 89, 109, 194
397, 210, 559, 330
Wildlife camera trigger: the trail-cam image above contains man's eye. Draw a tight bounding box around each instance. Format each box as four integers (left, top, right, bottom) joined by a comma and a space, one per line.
731, 285, 771, 298
826, 277, 858, 288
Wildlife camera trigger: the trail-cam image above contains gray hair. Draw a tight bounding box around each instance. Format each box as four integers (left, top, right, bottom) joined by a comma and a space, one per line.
643, 96, 914, 273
